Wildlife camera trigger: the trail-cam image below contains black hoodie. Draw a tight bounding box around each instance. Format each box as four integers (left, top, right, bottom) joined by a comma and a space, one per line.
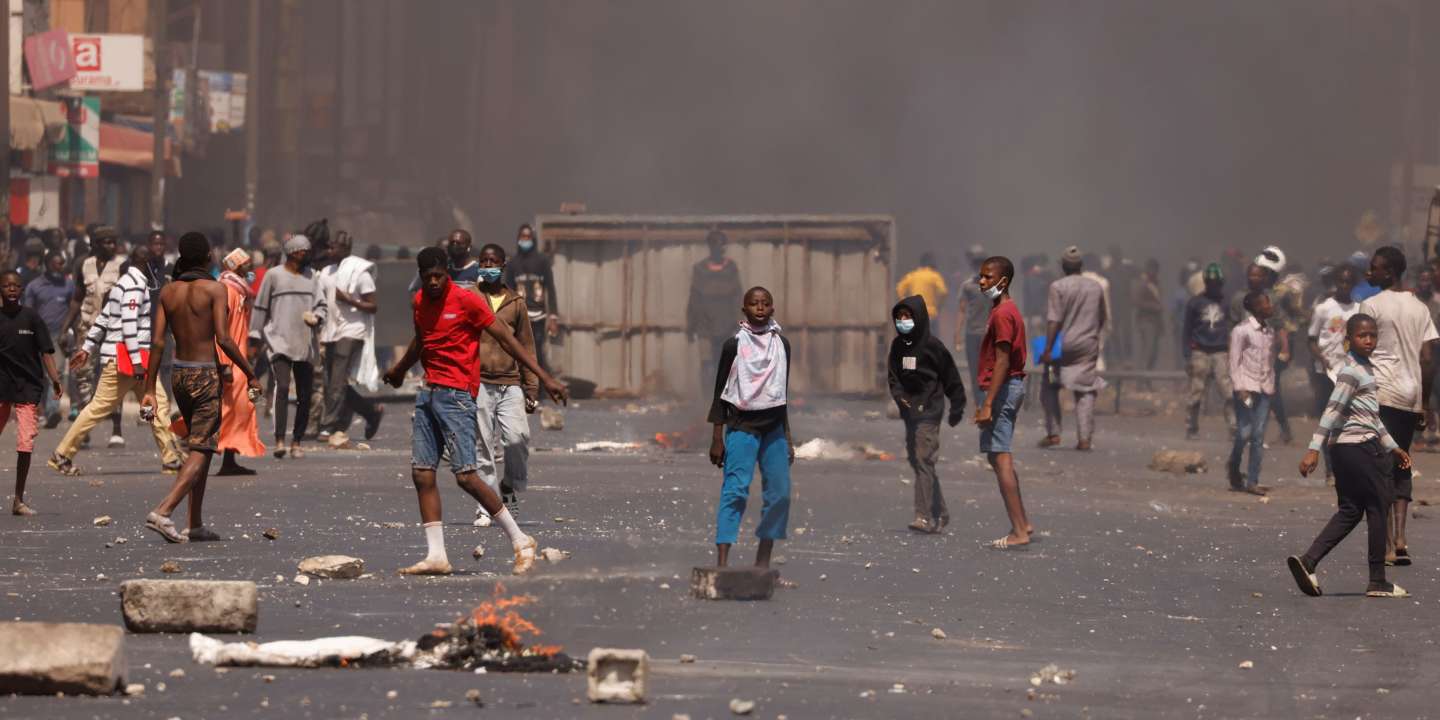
888, 295, 966, 424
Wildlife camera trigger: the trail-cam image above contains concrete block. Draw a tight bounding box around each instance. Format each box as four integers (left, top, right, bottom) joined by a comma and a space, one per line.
297, 555, 364, 579
690, 566, 778, 601
0, 622, 126, 695
120, 579, 258, 633
586, 648, 647, 704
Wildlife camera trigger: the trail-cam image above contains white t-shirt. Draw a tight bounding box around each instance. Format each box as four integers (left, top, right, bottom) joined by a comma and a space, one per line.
318, 256, 377, 343
1359, 289, 1440, 413
1308, 296, 1359, 381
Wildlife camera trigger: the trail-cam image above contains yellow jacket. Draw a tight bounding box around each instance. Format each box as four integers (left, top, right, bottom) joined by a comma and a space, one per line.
896, 267, 948, 317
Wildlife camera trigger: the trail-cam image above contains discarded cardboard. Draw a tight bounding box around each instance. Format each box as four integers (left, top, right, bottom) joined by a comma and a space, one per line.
0, 622, 126, 695
587, 648, 647, 704
690, 567, 779, 601
120, 579, 258, 633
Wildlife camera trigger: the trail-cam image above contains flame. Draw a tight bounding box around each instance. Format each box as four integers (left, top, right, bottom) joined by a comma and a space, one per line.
463, 583, 562, 657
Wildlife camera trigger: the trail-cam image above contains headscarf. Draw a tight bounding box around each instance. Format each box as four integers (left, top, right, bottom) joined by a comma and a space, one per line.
219, 247, 252, 299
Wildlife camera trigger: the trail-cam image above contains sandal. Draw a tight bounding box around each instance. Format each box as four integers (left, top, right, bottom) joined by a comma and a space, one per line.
1287, 556, 1321, 597
46, 454, 80, 476
985, 536, 1030, 551
1365, 582, 1410, 598
145, 512, 186, 543
907, 518, 935, 534
1395, 548, 1413, 566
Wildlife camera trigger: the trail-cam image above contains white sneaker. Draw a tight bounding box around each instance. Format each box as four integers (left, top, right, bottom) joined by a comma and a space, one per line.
473, 506, 492, 528
107, 435, 125, 448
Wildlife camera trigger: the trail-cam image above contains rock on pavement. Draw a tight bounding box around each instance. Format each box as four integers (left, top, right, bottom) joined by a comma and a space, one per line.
587, 648, 648, 704
1149, 450, 1207, 474
0, 622, 126, 695
691, 566, 779, 601
297, 555, 365, 579
120, 579, 258, 633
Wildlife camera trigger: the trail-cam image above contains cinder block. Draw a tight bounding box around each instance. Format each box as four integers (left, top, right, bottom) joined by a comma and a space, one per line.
297, 555, 364, 579
690, 566, 778, 601
586, 648, 647, 704
120, 579, 258, 633
0, 622, 126, 695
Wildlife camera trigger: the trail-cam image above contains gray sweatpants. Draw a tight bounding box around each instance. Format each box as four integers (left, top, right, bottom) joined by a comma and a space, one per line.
905, 417, 947, 523
476, 383, 532, 495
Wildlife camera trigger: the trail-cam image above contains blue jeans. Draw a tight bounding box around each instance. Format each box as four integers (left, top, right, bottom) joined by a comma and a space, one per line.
715, 425, 791, 545
1229, 392, 1271, 487
412, 385, 480, 474
977, 376, 1026, 454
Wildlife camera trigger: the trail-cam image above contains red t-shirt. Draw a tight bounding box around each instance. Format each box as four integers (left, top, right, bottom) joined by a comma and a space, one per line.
978, 298, 1027, 388
413, 282, 496, 395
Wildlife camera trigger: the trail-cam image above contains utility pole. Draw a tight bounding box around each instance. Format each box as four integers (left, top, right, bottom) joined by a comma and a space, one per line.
148, 0, 168, 230
1401, 0, 1422, 250
245, 0, 259, 224
1, 0, 12, 251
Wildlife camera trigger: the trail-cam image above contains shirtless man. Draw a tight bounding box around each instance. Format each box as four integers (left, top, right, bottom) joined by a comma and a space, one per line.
140, 233, 261, 543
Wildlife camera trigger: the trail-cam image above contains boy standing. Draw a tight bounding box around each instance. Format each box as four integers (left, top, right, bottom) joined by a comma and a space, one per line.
383, 247, 567, 576
889, 295, 966, 534
1288, 313, 1411, 599
0, 272, 63, 515
1228, 291, 1277, 495
470, 243, 539, 527
708, 287, 793, 568
974, 257, 1033, 549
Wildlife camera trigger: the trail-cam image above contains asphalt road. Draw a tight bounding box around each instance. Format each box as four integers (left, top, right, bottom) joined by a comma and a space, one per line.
2, 390, 1438, 719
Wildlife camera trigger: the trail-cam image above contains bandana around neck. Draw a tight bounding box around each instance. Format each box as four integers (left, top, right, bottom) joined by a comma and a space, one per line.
720, 319, 787, 411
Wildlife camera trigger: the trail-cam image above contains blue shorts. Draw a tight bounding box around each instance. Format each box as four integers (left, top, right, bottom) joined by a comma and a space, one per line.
978, 376, 1026, 454
411, 385, 480, 473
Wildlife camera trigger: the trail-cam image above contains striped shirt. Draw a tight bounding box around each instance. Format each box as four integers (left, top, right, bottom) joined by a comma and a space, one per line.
1308, 353, 1398, 452
81, 265, 154, 369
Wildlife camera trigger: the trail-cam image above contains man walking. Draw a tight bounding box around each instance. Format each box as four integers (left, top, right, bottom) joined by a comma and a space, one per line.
1359, 246, 1438, 566
140, 233, 262, 543
503, 224, 559, 373
687, 229, 744, 397
48, 241, 183, 476
250, 235, 326, 459
1183, 263, 1234, 438
60, 225, 126, 444
316, 231, 383, 441
1038, 247, 1107, 451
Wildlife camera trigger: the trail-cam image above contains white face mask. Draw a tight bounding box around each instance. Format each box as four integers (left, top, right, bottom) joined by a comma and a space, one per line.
982, 278, 1007, 301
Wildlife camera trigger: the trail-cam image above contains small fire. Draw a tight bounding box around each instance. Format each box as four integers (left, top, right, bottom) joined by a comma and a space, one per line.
447, 583, 561, 658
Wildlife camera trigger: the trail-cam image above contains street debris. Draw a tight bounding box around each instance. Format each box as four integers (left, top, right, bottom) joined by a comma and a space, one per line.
793, 438, 894, 461
540, 407, 565, 431
297, 555, 365, 579
121, 580, 259, 634
1149, 450, 1207, 474
539, 548, 570, 563
262, 528, 280, 540
465, 688, 483, 706
729, 698, 755, 715
160, 561, 182, 574
0, 622, 127, 696
1238, 660, 1254, 669
1029, 663, 1077, 686
472, 545, 485, 559
587, 648, 647, 704
93, 515, 113, 527
573, 441, 645, 453
679, 653, 696, 663
293, 575, 311, 586
931, 628, 947, 640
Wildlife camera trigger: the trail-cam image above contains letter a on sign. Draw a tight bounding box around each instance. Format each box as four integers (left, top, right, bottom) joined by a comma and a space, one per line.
74, 38, 101, 72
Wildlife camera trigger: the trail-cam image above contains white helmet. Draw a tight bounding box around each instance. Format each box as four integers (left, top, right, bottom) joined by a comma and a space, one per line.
1255, 246, 1286, 274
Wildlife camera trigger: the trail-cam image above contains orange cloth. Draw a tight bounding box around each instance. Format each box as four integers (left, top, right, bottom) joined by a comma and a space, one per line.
216, 282, 265, 457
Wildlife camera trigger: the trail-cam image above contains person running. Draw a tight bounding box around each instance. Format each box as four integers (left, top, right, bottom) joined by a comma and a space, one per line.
1228, 291, 1277, 495
503, 224, 560, 373
471, 243, 539, 528
1288, 313, 1411, 599
59, 225, 126, 444
215, 248, 266, 475
383, 247, 567, 576
1183, 263, 1234, 438
316, 231, 384, 441
0, 272, 63, 516
48, 241, 183, 476
21, 250, 74, 428
1038, 247, 1107, 451
707, 286, 793, 568
1358, 246, 1438, 566
250, 235, 326, 459
889, 295, 965, 534
139, 233, 262, 543
974, 256, 1033, 550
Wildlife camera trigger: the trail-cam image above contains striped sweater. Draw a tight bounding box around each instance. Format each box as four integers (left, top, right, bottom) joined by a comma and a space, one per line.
82, 264, 154, 370
1308, 353, 1399, 452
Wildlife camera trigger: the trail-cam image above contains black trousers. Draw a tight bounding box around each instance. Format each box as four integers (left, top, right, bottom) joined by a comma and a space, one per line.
271, 355, 314, 443
1379, 406, 1420, 501
530, 319, 549, 374
321, 339, 380, 433
1301, 441, 1392, 585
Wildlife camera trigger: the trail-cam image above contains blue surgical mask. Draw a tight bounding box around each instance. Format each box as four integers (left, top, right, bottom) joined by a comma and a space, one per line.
245, 271, 255, 284
478, 267, 503, 284
518, 239, 535, 252
895, 318, 915, 334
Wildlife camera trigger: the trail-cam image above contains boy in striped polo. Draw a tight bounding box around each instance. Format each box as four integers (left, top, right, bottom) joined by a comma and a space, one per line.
49, 240, 183, 476
1288, 313, 1412, 599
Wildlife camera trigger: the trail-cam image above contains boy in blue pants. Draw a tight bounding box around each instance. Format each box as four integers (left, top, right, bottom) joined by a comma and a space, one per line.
707, 287, 793, 568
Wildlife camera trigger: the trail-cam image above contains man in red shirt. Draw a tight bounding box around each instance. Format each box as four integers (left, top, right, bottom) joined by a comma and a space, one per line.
384, 247, 567, 576
974, 256, 1034, 550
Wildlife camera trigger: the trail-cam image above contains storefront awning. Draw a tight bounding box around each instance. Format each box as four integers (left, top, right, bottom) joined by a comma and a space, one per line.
8, 96, 69, 150
99, 121, 176, 174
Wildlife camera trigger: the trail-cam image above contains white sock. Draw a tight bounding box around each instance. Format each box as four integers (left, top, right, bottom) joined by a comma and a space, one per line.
423, 521, 448, 563
492, 509, 528, 546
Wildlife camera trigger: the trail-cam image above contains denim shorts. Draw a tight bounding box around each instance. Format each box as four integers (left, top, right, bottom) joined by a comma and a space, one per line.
412, 385, 480, 473
978, 376, 1026, 454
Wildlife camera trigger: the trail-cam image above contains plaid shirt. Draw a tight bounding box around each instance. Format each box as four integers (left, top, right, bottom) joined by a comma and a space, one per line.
1228, 315, 1275, 395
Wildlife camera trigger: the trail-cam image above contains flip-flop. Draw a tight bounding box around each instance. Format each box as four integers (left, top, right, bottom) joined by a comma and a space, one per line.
1365, 582, 1410, 598
1287, 555, 1322, 597
985, 537, 1030, 551
145, 512, 186, 543
1395, 548, 1413, 566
